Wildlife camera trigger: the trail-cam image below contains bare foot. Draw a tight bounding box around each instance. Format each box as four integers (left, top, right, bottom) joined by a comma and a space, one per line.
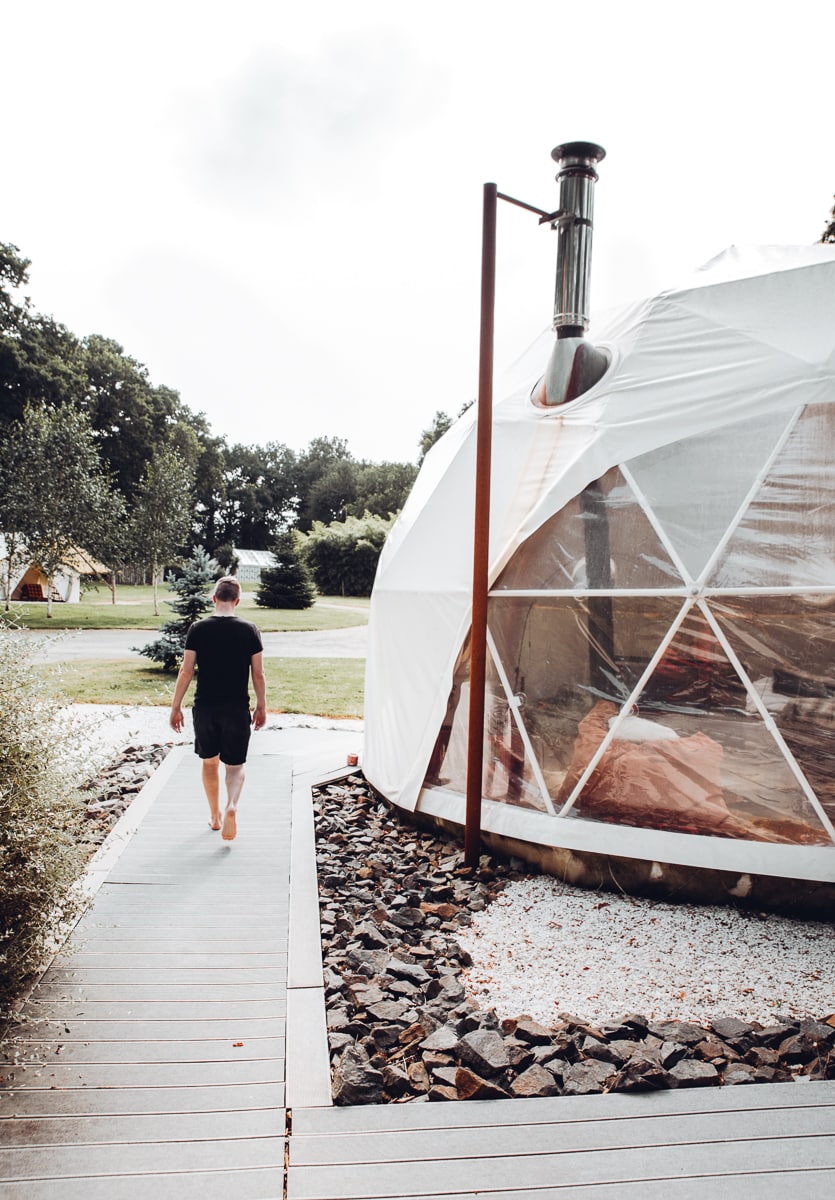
209, 815, 222, 831
221, 809, 237, 841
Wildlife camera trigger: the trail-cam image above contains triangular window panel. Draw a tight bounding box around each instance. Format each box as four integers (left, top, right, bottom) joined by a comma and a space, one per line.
709, 404, 835, 588
626, 410, 794, 584
493, 466, 684, 592
423, 634, 548, 813
713, 595, 835, 833
488, 595, 685, 803
561, 605, 832, 844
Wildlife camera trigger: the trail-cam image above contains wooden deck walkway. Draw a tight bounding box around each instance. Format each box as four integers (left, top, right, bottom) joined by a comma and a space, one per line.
287, 1080, 835, 1198
2, 735, 835, 1198
0, 746, 290, 1198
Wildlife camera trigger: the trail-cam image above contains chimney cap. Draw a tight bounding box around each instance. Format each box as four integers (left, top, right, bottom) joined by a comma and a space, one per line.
551, 141, 606, 166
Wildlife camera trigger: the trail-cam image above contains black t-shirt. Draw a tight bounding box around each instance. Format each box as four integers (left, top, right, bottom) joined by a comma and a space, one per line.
184, 616, 263, 706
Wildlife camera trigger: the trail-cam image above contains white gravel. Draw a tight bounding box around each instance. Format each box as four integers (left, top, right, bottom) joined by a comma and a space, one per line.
458, 875, 835, 1027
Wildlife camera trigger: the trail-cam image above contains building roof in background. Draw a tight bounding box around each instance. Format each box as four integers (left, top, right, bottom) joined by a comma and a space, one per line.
233, 548, 277, 569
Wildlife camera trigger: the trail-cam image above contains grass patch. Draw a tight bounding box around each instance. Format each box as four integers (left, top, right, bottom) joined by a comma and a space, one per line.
4, 589, 369, 632
38, 657, 365, 718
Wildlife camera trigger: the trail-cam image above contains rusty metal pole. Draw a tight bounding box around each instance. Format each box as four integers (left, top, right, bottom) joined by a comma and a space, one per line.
464, 182, 497, 869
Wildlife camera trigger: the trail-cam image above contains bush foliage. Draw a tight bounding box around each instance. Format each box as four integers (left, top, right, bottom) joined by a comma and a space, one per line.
0, 627, 87, 1013
300, 512, 394, 596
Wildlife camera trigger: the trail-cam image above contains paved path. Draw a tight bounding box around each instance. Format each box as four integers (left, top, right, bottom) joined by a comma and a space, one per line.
3, 735, 835, 1198
22, 624, 368, 662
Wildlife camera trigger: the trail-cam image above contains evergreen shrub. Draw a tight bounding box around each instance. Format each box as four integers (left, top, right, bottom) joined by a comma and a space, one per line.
256, 531, 315, 609
136, 546, 218, 671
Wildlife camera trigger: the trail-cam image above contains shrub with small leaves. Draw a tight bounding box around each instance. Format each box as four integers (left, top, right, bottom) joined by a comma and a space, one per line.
0, 626, 87, 1014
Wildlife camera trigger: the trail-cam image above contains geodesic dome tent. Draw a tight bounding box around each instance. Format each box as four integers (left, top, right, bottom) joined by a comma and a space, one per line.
364, 244, 835, 899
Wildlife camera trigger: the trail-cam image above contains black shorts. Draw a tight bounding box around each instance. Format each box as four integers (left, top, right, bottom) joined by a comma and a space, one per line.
192, 703, 252, 765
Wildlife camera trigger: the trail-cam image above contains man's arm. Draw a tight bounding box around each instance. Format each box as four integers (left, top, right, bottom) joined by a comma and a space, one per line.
250, 651, 267, 729
170, 649, 197, 732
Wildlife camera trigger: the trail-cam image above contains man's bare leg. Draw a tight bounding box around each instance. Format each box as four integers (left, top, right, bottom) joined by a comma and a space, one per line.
221, 763, 246, 841
202, 756, 222, 830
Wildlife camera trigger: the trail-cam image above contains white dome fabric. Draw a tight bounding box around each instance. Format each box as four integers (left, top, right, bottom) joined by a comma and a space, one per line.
364, 245, 835, 881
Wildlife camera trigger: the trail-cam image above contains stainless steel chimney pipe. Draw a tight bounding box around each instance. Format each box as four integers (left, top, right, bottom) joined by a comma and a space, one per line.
532, 140, 609, 407
551, 141, 606, 335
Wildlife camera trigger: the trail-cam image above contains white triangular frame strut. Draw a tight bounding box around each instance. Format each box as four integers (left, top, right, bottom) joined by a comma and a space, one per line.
485, 625, 556, 816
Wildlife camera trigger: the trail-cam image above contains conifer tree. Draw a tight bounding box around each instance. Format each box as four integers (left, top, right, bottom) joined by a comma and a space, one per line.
256, 530, 315, 610
136, 546, 218, 670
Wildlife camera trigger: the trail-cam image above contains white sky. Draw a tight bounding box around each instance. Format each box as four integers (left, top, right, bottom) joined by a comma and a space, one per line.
5, 0, 833, 464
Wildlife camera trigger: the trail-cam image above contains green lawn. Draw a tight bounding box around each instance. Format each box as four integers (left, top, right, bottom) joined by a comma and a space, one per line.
40, 656, 365, 718
3, 588, 369, 632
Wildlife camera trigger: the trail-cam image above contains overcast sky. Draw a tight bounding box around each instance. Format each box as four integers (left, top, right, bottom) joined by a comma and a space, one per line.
5, 1, 833, 464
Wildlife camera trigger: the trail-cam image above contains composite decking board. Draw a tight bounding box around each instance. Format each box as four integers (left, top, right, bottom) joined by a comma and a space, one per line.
45, 967, 287, 984
18, 1000, 287, 1021
291, 1079, 835, 1134
0, 1133, 285, 1179
7, 1019, 285, 1042
289, 1103, 835, 1165
3, 1036, 285, 1064
31, 984, 287, 1002
61, 952, 288, 966
0, 1082, 284, 1118
305, 1177, 835, 1200
8, 1016, 284, 1038
0, 751, 293, 1188
1, 1058, 285, 1088
0, 1107, 280, 1147
286, 1134, 835, 1199
0, 1165, 284, 1200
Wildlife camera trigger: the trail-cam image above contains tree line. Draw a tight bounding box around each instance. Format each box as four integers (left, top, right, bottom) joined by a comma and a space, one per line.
0, 241, 448, 605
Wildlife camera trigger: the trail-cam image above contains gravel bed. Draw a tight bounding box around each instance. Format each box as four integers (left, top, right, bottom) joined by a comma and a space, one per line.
316, 775, 835, 1104
459, 875, 835, 1028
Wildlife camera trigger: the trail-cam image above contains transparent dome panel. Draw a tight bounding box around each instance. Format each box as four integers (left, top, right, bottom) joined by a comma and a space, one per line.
493, 467, 684, 592
713, 594, 835, 831
559, 604, 832, 844
423, 636, 550, 813
488, 594, 684, 805
626, 410, 792, 583
709, 404, 835, 588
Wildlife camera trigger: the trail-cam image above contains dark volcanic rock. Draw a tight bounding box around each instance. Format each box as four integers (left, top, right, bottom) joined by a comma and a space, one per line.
457, 1028, 511, 1076
314, 774, 831, 1108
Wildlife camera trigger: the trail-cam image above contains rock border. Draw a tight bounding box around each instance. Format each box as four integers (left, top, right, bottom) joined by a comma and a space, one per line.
315, 775, 835, 1105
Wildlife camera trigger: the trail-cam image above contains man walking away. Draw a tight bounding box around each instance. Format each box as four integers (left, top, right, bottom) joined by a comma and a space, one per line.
169, 576, 267, 841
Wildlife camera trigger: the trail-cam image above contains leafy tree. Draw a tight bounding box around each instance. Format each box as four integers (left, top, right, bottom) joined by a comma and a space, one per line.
820, 197, 835, 244
346, 461, 417, 519
129, 447, 195, 615
256, 530, 315, 609
305, 459, 358, 527
0, 243, 87, 425
301, 512, 395, 596
213, 543, 239, 573
81, 335, 178, 502
137, 546, 217, 671
219, 441, 298, 549
418, 410, 453, 465
295, 436, 353, 530
0, 425, 34, 611
6, 406, 124, 617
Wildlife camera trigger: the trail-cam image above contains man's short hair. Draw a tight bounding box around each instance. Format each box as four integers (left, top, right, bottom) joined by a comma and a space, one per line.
213, 576, 241, 602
